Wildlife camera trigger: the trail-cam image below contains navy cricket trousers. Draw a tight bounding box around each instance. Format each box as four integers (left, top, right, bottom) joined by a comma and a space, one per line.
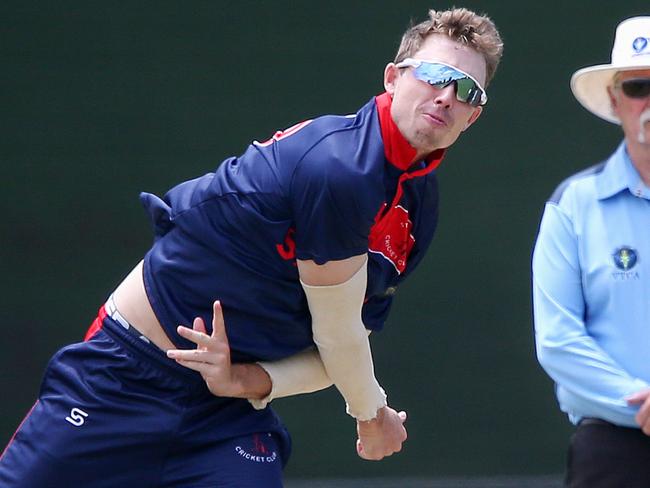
0, 309, 291, 487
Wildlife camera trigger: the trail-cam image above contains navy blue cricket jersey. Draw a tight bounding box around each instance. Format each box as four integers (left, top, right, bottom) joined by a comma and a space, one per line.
0, 92, 446, 488
141, 92, 444, 363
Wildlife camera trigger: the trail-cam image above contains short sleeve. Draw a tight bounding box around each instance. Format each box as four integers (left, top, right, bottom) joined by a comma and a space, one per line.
290, 153, 381, 264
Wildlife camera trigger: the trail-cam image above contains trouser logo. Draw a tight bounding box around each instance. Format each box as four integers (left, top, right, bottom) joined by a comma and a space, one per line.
235, 446, 277, 463
65, 407, 89, 426
235, 434, 277, 463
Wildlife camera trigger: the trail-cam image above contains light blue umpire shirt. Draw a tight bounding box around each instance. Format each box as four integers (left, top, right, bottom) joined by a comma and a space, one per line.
533, 141, 650, 427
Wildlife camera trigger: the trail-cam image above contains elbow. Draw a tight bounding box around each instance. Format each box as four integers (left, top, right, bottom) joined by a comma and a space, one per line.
534, 336, 558, 372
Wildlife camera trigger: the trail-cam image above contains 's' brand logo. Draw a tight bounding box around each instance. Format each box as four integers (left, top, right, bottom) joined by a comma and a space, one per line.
65, 407, 89, 427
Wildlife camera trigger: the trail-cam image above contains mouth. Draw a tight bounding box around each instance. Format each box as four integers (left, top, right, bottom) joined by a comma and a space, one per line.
421, 111, 448, 127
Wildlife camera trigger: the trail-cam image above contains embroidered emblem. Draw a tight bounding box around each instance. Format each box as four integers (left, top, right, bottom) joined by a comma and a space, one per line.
632, 37, 648, 54
368, 203, 415, 274
613, 246, 638, 271
235, 433, 278, 463
383, 286, 397, 296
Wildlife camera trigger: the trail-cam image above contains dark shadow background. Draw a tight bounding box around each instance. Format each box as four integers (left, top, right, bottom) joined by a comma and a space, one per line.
2, 0, 647, 480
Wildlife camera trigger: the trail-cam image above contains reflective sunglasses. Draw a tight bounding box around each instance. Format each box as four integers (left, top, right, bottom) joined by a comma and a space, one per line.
395, 58, 487, 107
616, 78, 650, 99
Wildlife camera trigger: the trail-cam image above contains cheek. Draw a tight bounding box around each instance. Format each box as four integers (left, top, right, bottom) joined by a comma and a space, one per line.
454, 109, 474, 131
396, 79, 431, 106
446, 126, 465, 145
393, 92, 419, 121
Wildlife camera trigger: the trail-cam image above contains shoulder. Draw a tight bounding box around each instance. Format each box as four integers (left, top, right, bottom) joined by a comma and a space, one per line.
290, 106, 383, 190
259, 99, 376, 159
548, 161, 607, 205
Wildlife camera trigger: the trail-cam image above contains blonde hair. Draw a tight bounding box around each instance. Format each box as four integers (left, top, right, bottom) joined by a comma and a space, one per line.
394, 8, 504, 86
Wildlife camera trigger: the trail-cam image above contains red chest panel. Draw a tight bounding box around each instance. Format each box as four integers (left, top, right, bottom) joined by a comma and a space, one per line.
368, 203, 415, 274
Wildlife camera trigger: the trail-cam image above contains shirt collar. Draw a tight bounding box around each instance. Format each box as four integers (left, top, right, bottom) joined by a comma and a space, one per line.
596, 141, 650, 200
375, 92, 445, 172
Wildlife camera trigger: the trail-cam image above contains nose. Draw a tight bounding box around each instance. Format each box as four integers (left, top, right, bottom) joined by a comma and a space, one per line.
432, 82, 456, 107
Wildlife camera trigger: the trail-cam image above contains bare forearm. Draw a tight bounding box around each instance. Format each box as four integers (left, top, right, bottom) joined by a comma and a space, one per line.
228, 363, 272, 399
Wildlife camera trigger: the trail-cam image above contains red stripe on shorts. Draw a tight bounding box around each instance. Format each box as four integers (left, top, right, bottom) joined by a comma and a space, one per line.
84, 305, 108, 341
0, 400, 39, 463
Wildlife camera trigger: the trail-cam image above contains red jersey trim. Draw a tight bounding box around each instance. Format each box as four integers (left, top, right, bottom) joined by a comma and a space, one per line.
374, 92, 445, 171
369, 93, 446, 274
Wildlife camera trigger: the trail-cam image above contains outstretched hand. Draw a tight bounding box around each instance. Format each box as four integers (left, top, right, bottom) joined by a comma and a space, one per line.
166, 301, 239, 397
356, 406, 408, 460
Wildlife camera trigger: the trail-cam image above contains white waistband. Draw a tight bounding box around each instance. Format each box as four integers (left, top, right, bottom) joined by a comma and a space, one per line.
105, 294, 152, 345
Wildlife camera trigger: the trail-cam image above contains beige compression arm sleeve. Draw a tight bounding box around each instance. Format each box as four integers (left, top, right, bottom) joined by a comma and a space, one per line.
248, 330, 374, 410
248, 347, 333, 410
301, 259, 387, 420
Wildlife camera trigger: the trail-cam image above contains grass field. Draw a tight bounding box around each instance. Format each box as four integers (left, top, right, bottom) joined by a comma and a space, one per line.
285, 475, 563, 487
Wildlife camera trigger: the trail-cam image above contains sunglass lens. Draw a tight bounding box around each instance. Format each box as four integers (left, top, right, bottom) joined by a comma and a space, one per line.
622, 79, 650, 98
455, 79, 482, 107
412, 62, 485, 106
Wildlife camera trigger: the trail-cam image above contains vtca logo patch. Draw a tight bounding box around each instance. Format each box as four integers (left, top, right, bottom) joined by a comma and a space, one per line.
612, 246, 638, 271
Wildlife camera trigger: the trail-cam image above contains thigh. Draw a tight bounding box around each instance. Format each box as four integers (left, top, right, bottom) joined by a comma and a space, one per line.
0, 398, 158, 488
566, 420, 650, 488
163, 432, 286, 488
0, 335, 175, 487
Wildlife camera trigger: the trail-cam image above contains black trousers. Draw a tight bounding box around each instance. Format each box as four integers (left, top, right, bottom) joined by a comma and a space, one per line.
566, 418, 650, 488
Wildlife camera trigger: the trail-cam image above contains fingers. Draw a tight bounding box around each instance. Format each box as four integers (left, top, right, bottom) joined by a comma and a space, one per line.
355, 439, 378, 461
176, 325, 212, 348
193, 315, 207, 335
166, 348, 221, 362
626, 390, 650, 405
173, 301, 228, 348
356, 439, 400, 461
356, 407, 407, 461
211, 301, 228, 342
625, 389, 650, 434
356, 437, 378, 461
169, 358, 214, 376
637, 403, 650, 435
635, 396, 650, 435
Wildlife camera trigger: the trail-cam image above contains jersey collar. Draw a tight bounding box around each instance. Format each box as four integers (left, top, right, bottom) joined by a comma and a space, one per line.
375, 92, 445, 172
596, 141, 650, 200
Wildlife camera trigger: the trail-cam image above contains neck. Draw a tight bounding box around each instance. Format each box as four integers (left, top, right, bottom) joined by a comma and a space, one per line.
412, 149, 437, 164
626, 138, 650, 187
375, 92, 446, 171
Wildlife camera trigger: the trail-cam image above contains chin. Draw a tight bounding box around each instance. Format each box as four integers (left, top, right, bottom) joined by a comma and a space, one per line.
411, 130, 443, 151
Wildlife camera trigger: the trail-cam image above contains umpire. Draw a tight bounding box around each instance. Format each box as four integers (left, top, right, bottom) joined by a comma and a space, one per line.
533, 16, 650, 488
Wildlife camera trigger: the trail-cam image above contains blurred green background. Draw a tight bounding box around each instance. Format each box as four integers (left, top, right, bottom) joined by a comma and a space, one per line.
2, 0, 648, 481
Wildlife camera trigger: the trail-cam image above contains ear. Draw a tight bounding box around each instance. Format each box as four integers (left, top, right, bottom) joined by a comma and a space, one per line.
384, 63, 399, 96
461, 106, 483, 132
606, 85, 620, 119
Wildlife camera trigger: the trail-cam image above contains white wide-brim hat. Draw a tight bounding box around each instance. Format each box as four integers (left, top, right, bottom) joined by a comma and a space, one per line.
571, 16, 650, 124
